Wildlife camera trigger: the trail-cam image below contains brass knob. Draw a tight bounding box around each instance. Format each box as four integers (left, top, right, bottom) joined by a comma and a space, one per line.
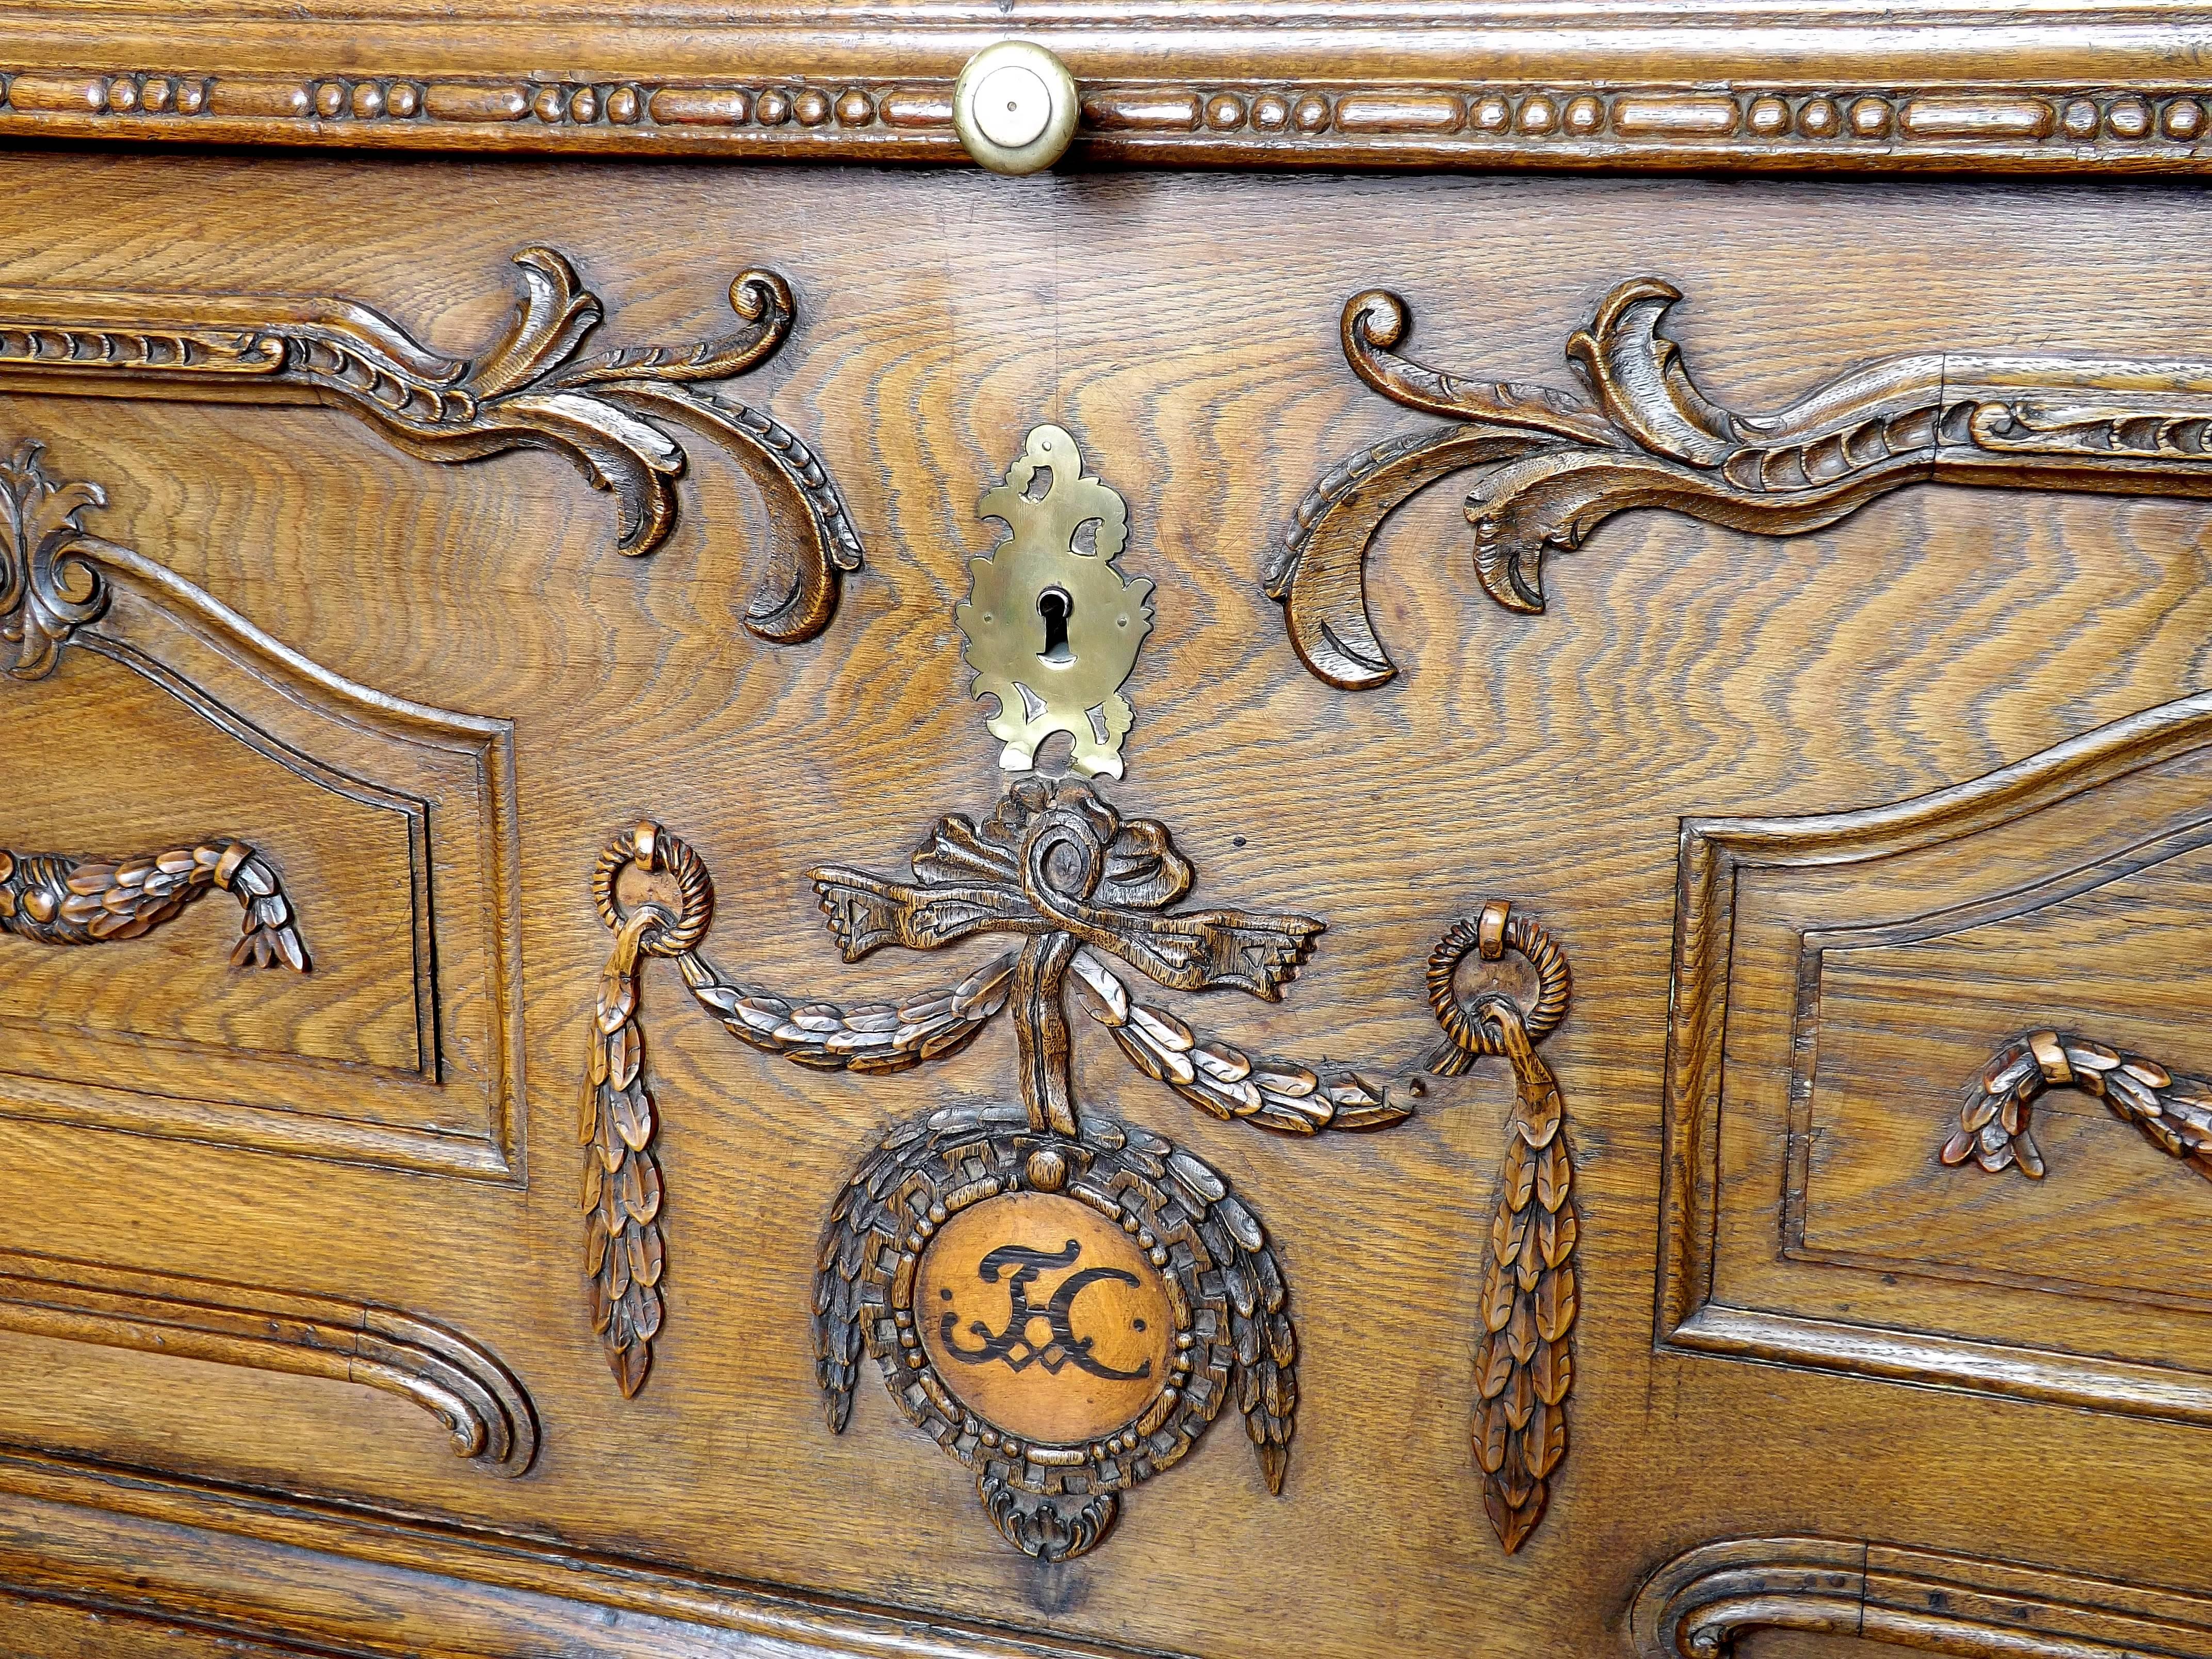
953, 41, 1079, 175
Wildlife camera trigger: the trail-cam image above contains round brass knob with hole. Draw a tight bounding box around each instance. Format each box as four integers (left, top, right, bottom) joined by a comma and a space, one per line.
953, 41, 1079, 175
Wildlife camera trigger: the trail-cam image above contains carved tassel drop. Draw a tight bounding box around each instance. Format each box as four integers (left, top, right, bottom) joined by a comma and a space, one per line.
583, 905, 668, 1398
1426, 900, 1578, 1556
1471, 997, 1577, 1554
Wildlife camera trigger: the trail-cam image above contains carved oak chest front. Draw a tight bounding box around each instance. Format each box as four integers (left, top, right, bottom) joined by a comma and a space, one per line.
3, 5, 2212, 1656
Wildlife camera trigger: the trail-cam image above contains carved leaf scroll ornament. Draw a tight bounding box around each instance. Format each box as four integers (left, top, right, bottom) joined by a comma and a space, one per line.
1942, 1029, 2212, 1182
0, 439, 106, 679
583, 785, 1583, 1560
1270, 278, 2212, 688
0, 248, 865, 644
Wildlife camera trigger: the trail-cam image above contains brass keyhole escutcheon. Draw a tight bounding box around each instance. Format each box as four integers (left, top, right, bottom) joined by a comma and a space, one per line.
956, 424, 1153, 779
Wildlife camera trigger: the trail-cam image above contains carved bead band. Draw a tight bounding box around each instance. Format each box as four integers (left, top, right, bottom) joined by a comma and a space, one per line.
12, 72, 2212, 172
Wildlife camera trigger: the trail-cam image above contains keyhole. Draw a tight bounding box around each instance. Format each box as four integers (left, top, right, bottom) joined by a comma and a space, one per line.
1038, 588, 1075, 664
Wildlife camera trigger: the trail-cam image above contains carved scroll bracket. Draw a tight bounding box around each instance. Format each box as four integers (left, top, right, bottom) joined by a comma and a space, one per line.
0, 250, 865, 644
1271, 279, 2212, 688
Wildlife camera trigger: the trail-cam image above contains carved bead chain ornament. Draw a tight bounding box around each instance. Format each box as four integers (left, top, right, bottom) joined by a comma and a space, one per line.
583, 425, 1583, 1559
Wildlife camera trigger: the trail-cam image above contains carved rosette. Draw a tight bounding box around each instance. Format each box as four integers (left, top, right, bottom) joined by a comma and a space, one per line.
1271, 279, 2212, 688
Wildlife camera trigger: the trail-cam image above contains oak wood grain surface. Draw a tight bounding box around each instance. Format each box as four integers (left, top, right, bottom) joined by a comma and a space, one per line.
3, 150, 2210, 1656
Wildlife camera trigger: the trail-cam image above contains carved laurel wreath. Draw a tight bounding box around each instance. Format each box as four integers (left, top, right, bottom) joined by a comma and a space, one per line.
584, 782, 1583, 1560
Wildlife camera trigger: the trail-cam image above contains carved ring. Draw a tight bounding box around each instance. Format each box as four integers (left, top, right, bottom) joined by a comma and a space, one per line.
1426, 900, 1570, 1060
592, 819, 713, 956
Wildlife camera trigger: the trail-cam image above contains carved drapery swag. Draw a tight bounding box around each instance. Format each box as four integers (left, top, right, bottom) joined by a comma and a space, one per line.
1272, 277, 2212, 689
583, 780, 1582, 1559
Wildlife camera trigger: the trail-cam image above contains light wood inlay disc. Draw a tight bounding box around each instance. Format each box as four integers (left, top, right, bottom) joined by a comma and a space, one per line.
917, 1190, 1174, 1445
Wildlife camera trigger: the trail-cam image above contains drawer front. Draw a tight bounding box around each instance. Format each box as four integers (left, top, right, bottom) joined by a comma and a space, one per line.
2, 142, 2211, 1659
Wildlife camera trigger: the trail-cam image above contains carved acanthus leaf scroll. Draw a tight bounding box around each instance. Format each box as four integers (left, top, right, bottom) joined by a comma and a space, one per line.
584, 786, 1582, 1559
0, 440, 105, 679
0, 838, 306, 969
1942, 1029, 2212, 1182
1271, 278, 2212, 688
0, 248, 864, 643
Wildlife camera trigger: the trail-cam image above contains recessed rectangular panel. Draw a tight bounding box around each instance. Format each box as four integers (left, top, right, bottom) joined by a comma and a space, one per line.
1662, 701, 2212, 1422
0, 560, 522, 1180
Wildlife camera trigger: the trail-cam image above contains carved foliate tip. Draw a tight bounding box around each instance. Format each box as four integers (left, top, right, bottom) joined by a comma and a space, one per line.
1257, 1439, 1289, 1496
1341, 287, 1411, 356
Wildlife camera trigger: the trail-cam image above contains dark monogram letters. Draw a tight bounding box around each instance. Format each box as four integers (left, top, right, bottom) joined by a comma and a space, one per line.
940, 1241, 1152, 1381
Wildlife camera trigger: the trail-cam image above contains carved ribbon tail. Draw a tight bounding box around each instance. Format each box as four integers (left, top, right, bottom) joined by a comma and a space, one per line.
1013, 933, 1081, 1136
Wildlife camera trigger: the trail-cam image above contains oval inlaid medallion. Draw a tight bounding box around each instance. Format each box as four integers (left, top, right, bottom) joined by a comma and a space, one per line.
916, 1189, 1174, 1445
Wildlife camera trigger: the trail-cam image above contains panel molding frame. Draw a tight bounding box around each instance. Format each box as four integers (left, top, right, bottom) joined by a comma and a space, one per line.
0, 1450, 1177, 1659
1656, 689, 2212, 1426
1, 523, 527, 1182
1631, 1535, 2212, 1658
0, 1249, 537, 1477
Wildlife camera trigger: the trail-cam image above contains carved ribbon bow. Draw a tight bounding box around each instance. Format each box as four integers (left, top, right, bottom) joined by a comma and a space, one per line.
810, 778, 1322, 1135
